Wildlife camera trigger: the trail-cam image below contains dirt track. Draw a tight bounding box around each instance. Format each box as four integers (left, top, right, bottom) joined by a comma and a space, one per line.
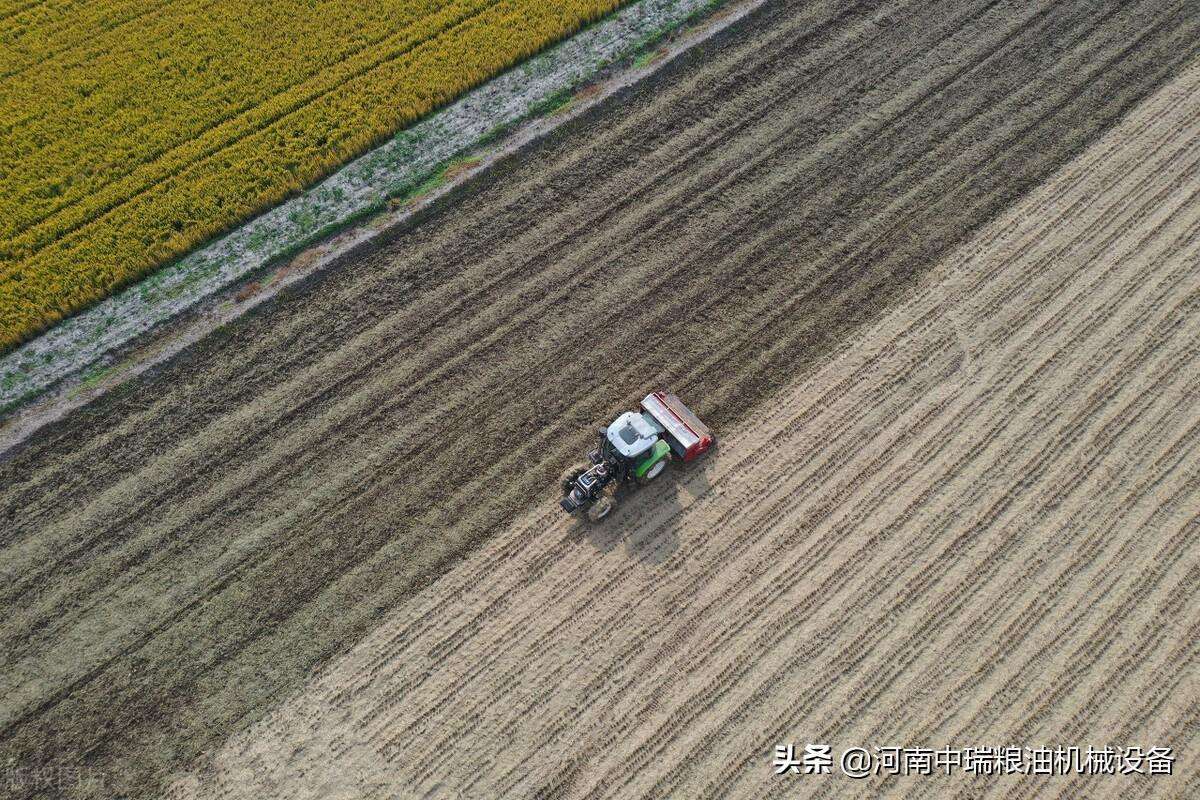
2, 1, 1198, 797
169, 52, 1200, 799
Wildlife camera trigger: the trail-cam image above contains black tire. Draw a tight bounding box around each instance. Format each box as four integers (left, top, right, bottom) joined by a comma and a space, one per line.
586, 495, 614, 522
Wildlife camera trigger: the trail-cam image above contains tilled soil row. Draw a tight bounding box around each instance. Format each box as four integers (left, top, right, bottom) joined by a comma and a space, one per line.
2, 0, 1197, 797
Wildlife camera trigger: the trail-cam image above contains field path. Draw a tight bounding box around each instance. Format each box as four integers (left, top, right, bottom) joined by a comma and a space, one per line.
168, 53, 1200, 800
2, 1, 1197, 796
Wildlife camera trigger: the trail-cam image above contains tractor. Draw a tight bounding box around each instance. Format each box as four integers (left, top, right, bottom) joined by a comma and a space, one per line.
560, 391, 715, 522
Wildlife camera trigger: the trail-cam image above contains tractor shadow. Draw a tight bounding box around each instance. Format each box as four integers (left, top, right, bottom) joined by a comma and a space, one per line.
572, 463, 712, 566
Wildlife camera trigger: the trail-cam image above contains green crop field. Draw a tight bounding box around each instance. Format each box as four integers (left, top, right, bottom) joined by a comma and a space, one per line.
0, 0, 623, 350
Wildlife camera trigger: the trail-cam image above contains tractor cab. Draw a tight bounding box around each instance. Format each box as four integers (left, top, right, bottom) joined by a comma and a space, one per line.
604, 411, 662, 462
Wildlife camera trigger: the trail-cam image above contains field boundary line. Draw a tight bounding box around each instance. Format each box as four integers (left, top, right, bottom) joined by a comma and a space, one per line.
0, 0, 768, 454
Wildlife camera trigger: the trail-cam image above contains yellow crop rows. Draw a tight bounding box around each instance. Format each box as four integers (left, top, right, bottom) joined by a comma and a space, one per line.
0, 0, 623, 350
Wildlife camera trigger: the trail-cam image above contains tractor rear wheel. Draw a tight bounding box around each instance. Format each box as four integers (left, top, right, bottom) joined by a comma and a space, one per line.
560, 463, 589, 494
637, 453, 670, 486
586, 496, 614, 522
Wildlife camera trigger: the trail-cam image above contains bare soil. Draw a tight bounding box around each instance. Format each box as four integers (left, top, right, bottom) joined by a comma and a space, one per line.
1, 1, 1198, 797
171, 52, 1200, 799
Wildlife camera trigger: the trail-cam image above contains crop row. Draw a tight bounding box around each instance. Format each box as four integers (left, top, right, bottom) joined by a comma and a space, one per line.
0, 0, 623, 349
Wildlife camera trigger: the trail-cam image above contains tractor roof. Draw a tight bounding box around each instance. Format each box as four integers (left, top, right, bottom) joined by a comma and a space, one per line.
606, 411, 660, 459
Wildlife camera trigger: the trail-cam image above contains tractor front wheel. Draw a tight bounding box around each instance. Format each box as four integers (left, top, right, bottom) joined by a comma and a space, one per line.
586, 496, 614, 522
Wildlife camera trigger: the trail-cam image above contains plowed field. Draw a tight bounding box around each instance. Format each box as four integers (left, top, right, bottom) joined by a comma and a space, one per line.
2, 1, 1198, 798
166, 48, 1200, 800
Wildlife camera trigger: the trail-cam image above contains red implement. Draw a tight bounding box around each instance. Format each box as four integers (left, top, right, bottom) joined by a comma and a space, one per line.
640, 391, 715, 462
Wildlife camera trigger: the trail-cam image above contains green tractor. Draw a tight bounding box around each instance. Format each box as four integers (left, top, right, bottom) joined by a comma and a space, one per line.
560, 391, 715, 522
